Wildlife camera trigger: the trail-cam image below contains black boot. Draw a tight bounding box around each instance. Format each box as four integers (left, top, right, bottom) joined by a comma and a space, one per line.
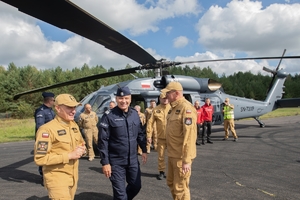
157, 171, 165, 180
207, 140, 213, 144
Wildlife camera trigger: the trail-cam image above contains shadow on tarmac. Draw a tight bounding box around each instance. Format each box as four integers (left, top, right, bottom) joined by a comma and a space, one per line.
0, 156, 41, 185
26, 192, 113, 200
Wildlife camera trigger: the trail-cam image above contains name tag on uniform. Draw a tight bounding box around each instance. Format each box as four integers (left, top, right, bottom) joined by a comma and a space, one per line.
57, 129, 66, 136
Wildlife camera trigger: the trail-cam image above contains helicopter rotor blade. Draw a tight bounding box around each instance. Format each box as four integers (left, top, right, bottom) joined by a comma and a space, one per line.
13, 67, 138, 100
266, 49, 286, 93
1, 0, 157, 65
175, 55, 300, 65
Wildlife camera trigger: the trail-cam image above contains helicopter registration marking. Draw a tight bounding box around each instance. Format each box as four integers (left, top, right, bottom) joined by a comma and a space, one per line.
240, 106, 254, 112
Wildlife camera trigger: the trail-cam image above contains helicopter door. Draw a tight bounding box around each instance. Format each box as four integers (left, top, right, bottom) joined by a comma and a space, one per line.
210, 97, 223, 125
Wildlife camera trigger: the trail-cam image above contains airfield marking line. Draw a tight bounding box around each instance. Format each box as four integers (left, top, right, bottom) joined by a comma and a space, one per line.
223, 172, 276, 197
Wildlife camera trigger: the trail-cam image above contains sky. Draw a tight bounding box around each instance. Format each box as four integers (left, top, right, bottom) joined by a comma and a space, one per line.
1, 0, 300, 76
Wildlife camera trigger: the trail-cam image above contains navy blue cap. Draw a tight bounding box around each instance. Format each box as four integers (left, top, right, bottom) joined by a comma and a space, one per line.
116, 87, 131, 97
42, 92, 55, 98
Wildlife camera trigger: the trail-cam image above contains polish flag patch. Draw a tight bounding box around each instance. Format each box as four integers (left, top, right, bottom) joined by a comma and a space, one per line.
42, 133, 49, 138
141, 83, 151, 88
186, 110, 192, 114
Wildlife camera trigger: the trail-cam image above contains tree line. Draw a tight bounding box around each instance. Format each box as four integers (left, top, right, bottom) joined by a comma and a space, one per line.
1, 63, 299, 118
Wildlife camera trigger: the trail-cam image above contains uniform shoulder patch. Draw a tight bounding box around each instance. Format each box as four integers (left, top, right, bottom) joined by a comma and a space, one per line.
185, 118, 192, 125
105, 109, 111, 115
42, 133, 49, 138
36, 141, 48, 154
100, 122, 108, 128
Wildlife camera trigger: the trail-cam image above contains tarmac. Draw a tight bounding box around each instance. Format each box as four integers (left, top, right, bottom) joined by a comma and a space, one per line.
0, 115, 299, 200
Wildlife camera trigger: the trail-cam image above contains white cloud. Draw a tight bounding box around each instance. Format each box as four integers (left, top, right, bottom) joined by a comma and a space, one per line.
194, 0, 300, 75
72, 0, 201, 35
0, 0, 201, 71
173, 36, 189, 48
165, 26, 173, 34
196, 0, 300, 55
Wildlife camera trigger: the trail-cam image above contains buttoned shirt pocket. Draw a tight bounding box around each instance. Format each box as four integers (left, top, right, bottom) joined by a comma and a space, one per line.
53, 135, 71, 153
168, 114, 183, 137
110, 119, 126, 138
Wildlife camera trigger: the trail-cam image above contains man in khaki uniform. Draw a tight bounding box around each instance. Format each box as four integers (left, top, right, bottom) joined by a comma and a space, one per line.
134, 105, 146, 155
162, 82, 197, 200
134, 105, 146, 126
147, 92, 171, 180
145, 99, 157, 152
34, 94, 86, 200
78, 104, 99, 161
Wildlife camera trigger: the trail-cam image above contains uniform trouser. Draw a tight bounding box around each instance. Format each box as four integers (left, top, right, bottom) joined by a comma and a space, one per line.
84, 127, 98, 158
167, 157, 192, 200
202, 121, 212, 141
224, 119, 238, 139
157, 138, 167, 172
47, 184, 77, 200
147, 125, 158, 152
110, 163, 141, 200
196, 124, 201, 142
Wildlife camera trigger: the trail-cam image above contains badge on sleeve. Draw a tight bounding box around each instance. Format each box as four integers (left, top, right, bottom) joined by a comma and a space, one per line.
36, 141, 48, 154
186, 110, 192, 114
100, 122, 108, 128
42, 133, 49, 138
185, 118, 192, 125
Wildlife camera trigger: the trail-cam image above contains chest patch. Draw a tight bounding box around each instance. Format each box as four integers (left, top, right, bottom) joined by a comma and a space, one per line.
72, 127, 79, 133
57, 129, 66, 136
175, 110, 181, 115
156, 110, 161, 113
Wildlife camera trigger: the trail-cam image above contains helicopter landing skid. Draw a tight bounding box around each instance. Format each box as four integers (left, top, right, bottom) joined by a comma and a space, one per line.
254, 117, 265, 128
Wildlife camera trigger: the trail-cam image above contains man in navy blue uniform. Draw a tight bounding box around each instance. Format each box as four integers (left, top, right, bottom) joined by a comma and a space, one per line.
98, 86, 147, 200
34, 92, 56, 134
34, 91, 55, 184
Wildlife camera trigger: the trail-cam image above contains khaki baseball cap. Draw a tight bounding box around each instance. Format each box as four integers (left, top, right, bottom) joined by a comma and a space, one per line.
161, 81, 183, 93
159, 91, 166, 98
54, 94, 81, 107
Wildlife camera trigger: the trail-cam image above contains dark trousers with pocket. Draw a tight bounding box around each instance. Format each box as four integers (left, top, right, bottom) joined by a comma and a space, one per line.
202, 121, 212, 142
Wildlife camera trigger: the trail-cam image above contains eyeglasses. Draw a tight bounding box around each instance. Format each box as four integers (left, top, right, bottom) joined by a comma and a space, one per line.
166, 90, 176, 95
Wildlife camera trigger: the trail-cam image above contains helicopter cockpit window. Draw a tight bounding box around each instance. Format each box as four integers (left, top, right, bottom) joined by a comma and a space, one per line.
90, 95, 111, 115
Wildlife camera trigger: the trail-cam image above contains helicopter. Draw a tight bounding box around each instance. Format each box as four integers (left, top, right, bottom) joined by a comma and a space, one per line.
4, 0, 300, 128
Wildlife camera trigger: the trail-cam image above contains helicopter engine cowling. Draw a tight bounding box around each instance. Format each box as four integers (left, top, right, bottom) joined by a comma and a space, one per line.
153, 75, 222, 92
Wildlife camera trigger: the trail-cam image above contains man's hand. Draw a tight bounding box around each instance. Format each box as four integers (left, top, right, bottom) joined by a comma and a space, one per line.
68, 145, 86, 160
141, 153, 148, 164
147, 137, 152, 144
102, 164, 112, 178
182, 163, 191, 174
